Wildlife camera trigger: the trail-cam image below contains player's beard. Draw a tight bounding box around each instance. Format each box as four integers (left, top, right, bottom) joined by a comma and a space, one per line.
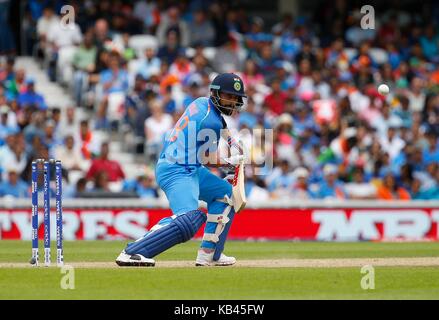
218, 104, 235, 116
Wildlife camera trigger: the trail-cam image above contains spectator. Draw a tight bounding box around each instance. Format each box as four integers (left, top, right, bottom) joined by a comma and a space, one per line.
410, 177, 438, 200
244, 16, 270, 56
76, 119, 101, 160
0, 166, 29, 198
344, 167, 376, 199
35, 6, 59, 62
134, 174, 159, 199
120, 32, 136, 62
4, 67, 27, 100
291, 167, 314, 199
292, 102, 315, 137
86, 141, 125, 183
316, 164, 346, 199
295, 39, 317, 68
398, 163, 414, 191
392, 95, 412, 129
379, 121, 406, 161
169, 51, 194, 82
345, 13, 376, 46
209, 2, 229, 46
253, 44, 279, 83
0, 0, 15, 54
182, 80, 201, 109
49, 107, 62, 142
17, 78, 47, 110
96, 51, 129, 130
137, 47, 161, 81
422, 95, 439, 135
311, 69, 331, 99
212, 36, 243, 73
240, 59, 265, 88
296, 59, 314, 99
1, 135, 27, 181
377, 172, 411, 200
0, 132, 15, 175
268, 160, 295, 199
91, 170, 111, 192
350, 42, 377, 72
190, 50, 214, 77
54, 135, 89, 172
0, 105, 19, 145
407, 77, 426, 113
64, 177, 88, 198
238, 97, 258, 129
144, 99, 173, 163
91, 19, 112, 80
188, 9, 215, 47
156, 6, 190, 48
273, 113, 300, 167
325, 38, 348, 70
319, 127, 358, 165
422, 131, 439, 166
59, 106, 77, 138
133, 0, 160, 33
272, 13, 294, 36
46, 9, 82, 82
420, 24, 439, 63
264, 78, 288, 115
157, 30, 182, 65
124, 74, 151, 137
245, 174, 270, 202
72, 31, 97, 107
161, 85, 177, 114
42, 119, 59, 155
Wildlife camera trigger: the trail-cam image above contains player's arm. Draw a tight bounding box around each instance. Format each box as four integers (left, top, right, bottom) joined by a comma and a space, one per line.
221, 128, 244, 155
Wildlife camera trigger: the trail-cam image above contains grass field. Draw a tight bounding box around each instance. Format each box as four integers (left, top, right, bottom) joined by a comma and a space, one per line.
1, 240, 439, 299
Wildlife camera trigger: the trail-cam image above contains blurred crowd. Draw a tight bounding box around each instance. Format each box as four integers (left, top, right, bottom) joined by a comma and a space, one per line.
0, 0, 438, 201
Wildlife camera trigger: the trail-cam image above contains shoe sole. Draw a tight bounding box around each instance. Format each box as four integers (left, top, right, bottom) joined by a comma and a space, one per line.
195, 262, 236, 267
115, 260, 155, 267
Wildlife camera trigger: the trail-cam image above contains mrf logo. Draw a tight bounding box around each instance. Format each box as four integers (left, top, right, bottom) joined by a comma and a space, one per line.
312, 210, 437, 240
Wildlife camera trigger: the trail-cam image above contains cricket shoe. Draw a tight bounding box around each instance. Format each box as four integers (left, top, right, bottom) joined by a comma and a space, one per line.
195, 249, 236, 266
115, 251, 155, 267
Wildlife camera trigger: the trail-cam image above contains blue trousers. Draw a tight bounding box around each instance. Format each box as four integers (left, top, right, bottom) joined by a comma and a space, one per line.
155, 161, 233, 251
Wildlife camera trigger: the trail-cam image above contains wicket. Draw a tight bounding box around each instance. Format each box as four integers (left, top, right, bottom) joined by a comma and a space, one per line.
30, 159, 64, 267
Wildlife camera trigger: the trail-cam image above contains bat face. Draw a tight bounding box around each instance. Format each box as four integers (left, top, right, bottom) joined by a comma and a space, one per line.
232, 161, 247, 213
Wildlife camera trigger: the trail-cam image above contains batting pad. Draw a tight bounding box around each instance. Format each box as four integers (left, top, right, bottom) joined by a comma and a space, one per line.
125, 210, 206, 258
212, 206, 235, 261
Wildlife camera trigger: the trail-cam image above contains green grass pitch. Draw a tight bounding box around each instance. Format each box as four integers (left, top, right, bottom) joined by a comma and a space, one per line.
1, 240, 439, 299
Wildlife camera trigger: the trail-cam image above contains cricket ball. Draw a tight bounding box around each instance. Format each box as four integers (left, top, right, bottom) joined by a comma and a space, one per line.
378, 84, 390, 95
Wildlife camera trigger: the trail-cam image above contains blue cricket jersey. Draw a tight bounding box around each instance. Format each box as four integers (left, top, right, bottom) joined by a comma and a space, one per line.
159, 97, 226, 166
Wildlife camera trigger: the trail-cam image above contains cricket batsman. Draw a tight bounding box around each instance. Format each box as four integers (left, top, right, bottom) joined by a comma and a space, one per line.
116, 73, 247, 267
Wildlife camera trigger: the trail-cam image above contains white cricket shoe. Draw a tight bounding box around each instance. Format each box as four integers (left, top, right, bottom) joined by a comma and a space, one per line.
115, 250, 155, 267
195, 249, 236, 266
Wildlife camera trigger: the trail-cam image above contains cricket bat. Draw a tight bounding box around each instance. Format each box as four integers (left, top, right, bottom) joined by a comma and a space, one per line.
231, 159, 246, 213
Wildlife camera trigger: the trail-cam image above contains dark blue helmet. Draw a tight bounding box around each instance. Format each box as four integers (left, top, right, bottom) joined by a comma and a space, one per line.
209, 73, 247, 115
